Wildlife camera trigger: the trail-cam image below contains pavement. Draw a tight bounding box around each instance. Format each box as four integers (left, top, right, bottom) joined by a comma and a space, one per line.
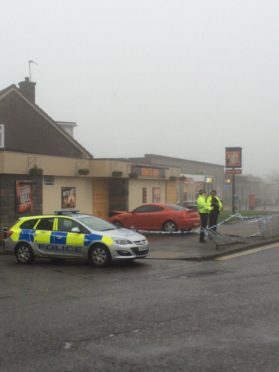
1, 220, 279, 261
145, 219, 279, 261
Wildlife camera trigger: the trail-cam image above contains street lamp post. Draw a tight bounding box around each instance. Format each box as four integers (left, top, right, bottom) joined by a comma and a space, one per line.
232, 172, 235, 214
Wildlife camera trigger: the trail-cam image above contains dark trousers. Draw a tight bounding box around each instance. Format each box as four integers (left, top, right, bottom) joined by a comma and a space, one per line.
209, 212, 219, 231
199, 213, 208, 242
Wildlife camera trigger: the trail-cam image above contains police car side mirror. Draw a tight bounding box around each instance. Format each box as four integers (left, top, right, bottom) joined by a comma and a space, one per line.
71, 227, 81, 233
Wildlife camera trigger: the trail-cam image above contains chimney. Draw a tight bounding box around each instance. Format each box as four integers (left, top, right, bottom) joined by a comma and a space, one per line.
18, 77, 36, 104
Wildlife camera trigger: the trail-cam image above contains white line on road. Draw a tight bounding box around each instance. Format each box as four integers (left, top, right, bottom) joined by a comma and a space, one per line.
216, 242, 279, 261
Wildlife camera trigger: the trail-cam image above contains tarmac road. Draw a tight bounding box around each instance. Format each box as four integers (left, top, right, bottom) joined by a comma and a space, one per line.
1, 242, 279, 372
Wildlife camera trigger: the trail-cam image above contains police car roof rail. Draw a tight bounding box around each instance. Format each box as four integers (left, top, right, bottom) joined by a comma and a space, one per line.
54, 209, 80, 215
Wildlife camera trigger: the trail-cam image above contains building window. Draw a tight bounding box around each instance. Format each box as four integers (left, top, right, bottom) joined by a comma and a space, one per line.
0, 124, 5, 148
44, 176, 55, 185
142, 187, 147, 203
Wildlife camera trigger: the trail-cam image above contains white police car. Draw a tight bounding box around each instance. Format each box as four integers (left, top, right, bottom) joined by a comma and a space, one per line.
4, 210, 149, 267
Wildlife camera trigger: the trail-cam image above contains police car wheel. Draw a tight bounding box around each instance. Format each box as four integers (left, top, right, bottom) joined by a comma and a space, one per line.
89, 245, 111, 267
15, 243, 34, 264
162, 220, 177, 233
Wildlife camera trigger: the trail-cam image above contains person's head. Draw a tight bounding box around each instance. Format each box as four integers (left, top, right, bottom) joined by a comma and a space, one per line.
198, 189, 206, 196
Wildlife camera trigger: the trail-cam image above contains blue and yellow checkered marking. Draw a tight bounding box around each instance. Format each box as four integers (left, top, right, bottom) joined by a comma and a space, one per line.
50, 232, 67, 245
14, 229, 113, 247
84, 233, 102, 246
34, 230, 52, 244
19, 229, 35, 242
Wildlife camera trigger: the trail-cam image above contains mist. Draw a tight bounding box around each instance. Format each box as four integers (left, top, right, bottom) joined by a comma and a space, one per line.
1, 0, 279, 177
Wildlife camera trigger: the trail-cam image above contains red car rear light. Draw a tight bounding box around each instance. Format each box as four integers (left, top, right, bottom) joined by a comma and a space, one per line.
183, 210, 198, 217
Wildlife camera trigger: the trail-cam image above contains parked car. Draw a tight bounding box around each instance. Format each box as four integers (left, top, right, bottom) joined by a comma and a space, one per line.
182, 201, 198, 211
4, 210, 149, 267
109, 203, 200, 232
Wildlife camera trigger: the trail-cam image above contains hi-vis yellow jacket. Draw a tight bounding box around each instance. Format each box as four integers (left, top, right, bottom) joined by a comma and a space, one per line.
207, 195, 223, 213
196, 195, 211, 214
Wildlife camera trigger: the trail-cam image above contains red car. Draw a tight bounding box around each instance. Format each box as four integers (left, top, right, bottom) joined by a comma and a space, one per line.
109, 203, 200, 232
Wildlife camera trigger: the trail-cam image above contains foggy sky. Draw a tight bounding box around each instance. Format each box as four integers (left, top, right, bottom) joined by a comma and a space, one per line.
1, 0, 279, 177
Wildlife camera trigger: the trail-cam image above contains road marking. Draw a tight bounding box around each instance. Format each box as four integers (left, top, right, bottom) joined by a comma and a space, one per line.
217, 243, 279, 261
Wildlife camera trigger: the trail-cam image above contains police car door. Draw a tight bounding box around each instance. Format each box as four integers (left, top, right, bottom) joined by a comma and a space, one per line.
34, 217, 55, 256
54, 217, 84, 257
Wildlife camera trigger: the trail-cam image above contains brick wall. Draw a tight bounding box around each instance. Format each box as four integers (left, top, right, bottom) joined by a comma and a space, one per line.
0, 174, 42, 227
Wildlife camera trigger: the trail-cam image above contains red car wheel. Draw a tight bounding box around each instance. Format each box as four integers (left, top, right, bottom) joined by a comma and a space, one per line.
113, 220, 123, 229
162, 220, 177, 233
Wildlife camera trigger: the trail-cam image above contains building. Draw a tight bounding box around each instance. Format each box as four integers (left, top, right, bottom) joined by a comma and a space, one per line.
128, 154, 225, 205
0, 78, 181, 225
91, 159, 180, 218
0, 77, 93, 226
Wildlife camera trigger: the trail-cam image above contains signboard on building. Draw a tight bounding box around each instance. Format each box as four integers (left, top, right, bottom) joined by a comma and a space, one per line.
140, 167, 162, 177
61, 187, 76, 208
152, 187, 161, 202
16, 180, 33, 214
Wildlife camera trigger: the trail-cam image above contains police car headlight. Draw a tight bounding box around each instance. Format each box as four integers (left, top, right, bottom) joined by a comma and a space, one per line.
114, 239, 132, 245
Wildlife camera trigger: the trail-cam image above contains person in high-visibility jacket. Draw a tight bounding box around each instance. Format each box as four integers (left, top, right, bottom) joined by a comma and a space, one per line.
207, 190, 223, 231
196, 190, 211, 243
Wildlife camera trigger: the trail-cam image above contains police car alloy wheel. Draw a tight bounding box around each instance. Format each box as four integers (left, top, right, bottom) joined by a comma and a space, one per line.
89, 245, 111, 267
15, 243, 34, 264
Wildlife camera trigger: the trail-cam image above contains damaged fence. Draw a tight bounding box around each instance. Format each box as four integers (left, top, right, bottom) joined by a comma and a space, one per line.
208, 212, 279, 249
125, 212, 279, 250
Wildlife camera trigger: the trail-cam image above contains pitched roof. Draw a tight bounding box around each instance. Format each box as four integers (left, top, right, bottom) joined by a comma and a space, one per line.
0, 84, 93, 159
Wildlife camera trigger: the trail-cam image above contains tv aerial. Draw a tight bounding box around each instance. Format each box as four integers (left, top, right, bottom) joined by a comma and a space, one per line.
28, 60, 38, 81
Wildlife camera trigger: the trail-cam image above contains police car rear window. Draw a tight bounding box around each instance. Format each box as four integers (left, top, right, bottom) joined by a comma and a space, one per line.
20, 219, 39, 229
36, 218, 54, 231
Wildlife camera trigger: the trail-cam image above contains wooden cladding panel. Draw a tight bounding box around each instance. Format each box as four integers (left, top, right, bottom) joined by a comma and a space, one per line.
165, 181, 177, 204
92, 178, 109, 219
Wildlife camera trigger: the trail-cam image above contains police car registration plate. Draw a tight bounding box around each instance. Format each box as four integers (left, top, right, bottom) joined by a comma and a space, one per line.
138, 245, 148, 251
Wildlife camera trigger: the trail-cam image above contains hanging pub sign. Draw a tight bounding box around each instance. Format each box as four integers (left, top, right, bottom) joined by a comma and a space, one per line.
225, 147, 242, 214
225, 147, 242, 168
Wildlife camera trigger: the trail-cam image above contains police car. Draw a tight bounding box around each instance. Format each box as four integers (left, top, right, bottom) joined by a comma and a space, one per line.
4, 210, 149, 267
